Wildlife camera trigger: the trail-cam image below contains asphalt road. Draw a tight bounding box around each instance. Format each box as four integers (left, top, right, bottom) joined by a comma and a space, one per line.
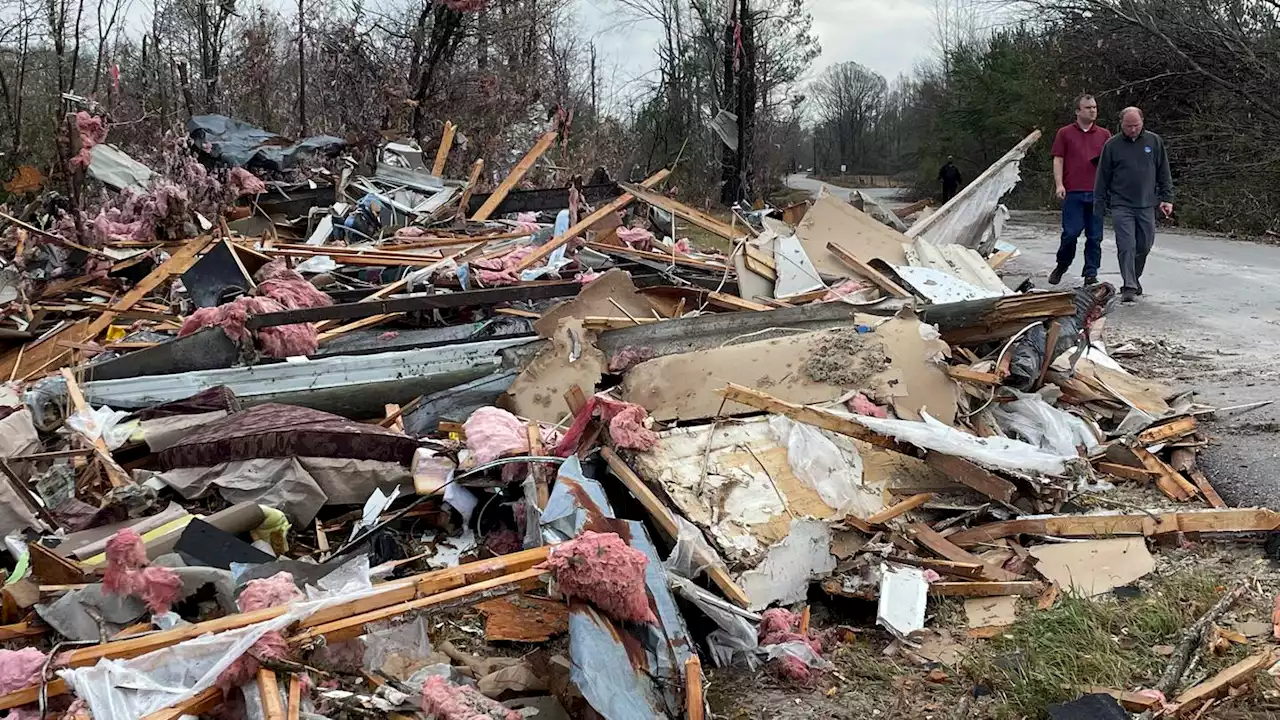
785, 173, 1280, 508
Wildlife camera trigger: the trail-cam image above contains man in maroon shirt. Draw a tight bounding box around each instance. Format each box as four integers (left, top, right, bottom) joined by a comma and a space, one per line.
1049, 94, 1112, 285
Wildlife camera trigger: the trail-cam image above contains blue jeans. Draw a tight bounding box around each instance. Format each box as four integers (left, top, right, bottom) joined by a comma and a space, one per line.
1056, 191, 1103, 278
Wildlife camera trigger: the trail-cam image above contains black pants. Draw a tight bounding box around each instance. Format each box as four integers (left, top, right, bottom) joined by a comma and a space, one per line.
942, 184, 958, 201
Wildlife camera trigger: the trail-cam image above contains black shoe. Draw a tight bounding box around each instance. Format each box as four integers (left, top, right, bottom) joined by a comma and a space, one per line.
1136, 282, 1143, 296
1084, 276, 1098, 286
1121, 290, 1138, 304
1048, 267, 1066, 285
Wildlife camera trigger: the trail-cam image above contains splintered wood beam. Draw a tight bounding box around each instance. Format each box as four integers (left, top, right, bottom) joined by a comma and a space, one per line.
945, 508, 1280, 548
87, 234, 217, 339
906, 522, 1022, 582
1138, 416, 1199, 446
60, 368, 132, 487
513, 168, 671, 272
922, 452, 1018, 505
456, 159, 485, 220
432, 121, 456, 177
864, 493, 933, 526
928, 581, 1044, 597
600, 447, 751, 608
716, 382, 905, 452
471, 131, 558, 222
617, 182, 740, 239
1172, 650, 1275, 715
825, 242, 911, 298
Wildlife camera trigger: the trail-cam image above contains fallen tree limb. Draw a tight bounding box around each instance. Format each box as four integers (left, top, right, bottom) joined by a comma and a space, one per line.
1155, 584, 1248, 697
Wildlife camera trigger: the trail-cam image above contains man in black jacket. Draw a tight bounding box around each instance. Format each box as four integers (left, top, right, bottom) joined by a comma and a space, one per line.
938, 156, 962, 201
1093, 107, 1174, 304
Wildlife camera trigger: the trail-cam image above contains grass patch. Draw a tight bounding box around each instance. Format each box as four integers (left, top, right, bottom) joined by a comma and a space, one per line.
968, 571, 1249, 719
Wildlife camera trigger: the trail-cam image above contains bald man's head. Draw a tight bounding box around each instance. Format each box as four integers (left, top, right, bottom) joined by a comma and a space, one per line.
1121, 107, 1144, 139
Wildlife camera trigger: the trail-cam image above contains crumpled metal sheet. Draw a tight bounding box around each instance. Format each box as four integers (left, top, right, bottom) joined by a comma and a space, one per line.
541, 456, 693, 719
189, 115, 344, 171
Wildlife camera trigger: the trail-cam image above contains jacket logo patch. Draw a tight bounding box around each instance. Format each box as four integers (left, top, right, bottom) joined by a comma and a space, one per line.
1144, 146, 1152, 153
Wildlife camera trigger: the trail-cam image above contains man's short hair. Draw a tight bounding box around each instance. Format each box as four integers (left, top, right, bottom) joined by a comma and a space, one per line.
1075, 93, 1096, 110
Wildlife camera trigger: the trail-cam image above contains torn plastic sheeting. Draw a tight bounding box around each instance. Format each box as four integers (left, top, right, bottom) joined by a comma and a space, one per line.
852, 411, 1075, 476
669, 575, 758, 669
768, 414, 863, 515
992, 390, 1100, 457
663, 515, 727, 581
66, 406, 135, 451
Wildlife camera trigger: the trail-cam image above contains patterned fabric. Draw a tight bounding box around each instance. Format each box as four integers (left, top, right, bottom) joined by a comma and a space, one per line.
159, 403, 417, 470
132, 386, 242, 421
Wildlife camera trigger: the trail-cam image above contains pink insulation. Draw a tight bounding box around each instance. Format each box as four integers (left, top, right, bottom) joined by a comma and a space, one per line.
616, 227, 655, 251
673, 238, 692, 253
757, 608, 825, 686
88, 181, 192, 246
546, 531, 654, 624
103, 529, 185, 614
0, 648, 48, 694
464, 407, 529, 464
218, 573, 302, 691
227, 167, 267, 197
553, 396, 658, 455
395, 227, 428, 239
237, 572, 305, 612
847, 392, 889, 418
179, 264, 330, 359
574, 270, 603, 284
820, 279, 871, 303
379, 331, 400, 341
136, 565, 183, 614
608, 345, 656, 373
474, 246, 536, 286
421, 675, 520, 720
70, 112, 107, 170
103, 528, 148, 594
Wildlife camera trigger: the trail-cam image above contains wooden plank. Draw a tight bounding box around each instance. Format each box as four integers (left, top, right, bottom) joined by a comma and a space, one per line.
1172, 650, 1275, 714
456, 159, 485, 220
864, 493, 933, 526
0, 320, 92, 381
945, 509, 1280, 548
259, 668, 286, 720
476, 594, 568, 642
60, 368, 132, 487
28, 542, 87, 585
929, 581, 1043, 597
1138, 416, 1199, 446
0, 621, 46, 642
946, 366, 1003, 386
825, 241, 911, 298
513, 168, 671, 272
884, 556, 987, 581
1131, 445, 1198, 501
893, 198, 931, 219
1189, 468, 1227, 509
716, 382, 906, 452
432, 121, 456, 177
686, 655, 705, 720
290, 567, 548, 646
471, 131, 558, 222
585, 242, 727, 272
0, 547, 559, 710
601, 447, 751, 607
87, 234, 218, 339
923, 452, 1018, 505
706, 291, 771, 312
618, 182, 739, 239
287, 674, 302, 720
1095, 461, 1160, 482
906, 522, 1022, 582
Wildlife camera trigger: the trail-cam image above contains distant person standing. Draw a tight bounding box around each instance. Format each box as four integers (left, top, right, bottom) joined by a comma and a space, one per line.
938, 156, 962, 201
1049, 94, 1111, 286
1093, 107, 1174, 304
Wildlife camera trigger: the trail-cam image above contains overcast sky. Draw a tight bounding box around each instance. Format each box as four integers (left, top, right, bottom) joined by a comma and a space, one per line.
581, 0, 938, 104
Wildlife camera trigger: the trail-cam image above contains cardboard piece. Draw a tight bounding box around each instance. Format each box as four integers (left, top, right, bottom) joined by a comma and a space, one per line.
1029, 537, 1155, 597
500, 318, 604, 424
964, 595, 1018, 628
793, 193, 908, 278
533, 270, 655, 338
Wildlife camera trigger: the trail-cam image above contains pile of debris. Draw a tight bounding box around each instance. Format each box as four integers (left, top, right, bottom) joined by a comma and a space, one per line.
0, 109, 1274, 720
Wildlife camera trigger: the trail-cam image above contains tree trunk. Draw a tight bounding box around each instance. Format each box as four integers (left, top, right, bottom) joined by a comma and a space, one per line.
297, 0, 308, 135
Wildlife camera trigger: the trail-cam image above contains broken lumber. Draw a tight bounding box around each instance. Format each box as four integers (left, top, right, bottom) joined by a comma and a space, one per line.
864, 494, 933, 526
825, 242, 912, 299
716, 382, 904, 452
259, 668, 286, 720
929, 581, 1044, 597
618, 182, 739, 239
1131, 445, 1198, 501
476, 594, 568, 642
290, 567, 548, 645
586, 242, 728, 272
1095, 462, 1160, 482
510, 168, 672, 272
471, 130, 558, 222
906, 523, 1022, 582
60, 368, 132, 487
1138, 416, 1199, 446
922, 452, 1018, 505
287, 674, 302, 720
86, 234, 218, 339
600, 447, 751, 607
1172, 649, 1274, 715
687, 655, 705, 720
945, 509, 1280, 548
0, 547, 555, 710
1083, 688, 1163, 713
456, 159, 485, 220
432, 121, 456, 177
142, 687, 224, 720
